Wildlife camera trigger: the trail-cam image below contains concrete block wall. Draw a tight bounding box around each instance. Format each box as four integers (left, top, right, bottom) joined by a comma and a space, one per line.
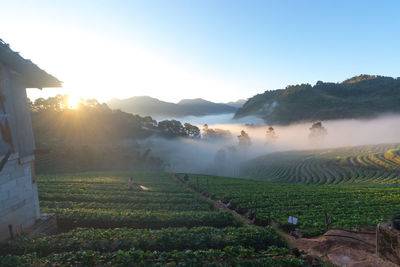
0, 156, 39, 243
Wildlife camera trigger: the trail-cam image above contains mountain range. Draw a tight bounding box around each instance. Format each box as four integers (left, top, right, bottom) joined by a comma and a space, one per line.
234, 75, 400, 124
106, 75, 400, 123
107, 96, 241, 118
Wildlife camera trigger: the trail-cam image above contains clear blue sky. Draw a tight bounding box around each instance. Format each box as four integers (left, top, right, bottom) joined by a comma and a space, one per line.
1, 0, 399, 103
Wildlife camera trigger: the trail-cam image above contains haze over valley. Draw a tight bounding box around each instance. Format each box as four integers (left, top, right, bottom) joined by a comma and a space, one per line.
3, 1, 400, 266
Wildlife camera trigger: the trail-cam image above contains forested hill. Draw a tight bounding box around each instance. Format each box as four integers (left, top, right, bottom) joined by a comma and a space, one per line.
234, 75, 400, 124
30, 95, 202, 145
29, 95, 203, 173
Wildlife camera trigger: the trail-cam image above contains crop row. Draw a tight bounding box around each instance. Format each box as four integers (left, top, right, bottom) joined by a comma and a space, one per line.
40, 200, 214, 211
1, 226, 285, 257
242, 157, 354, 185
0, 246, 303, 267
42, 207, 237, 230
38, 172, 189, 189
241, 144, 400, 185
39, 192, 200, 204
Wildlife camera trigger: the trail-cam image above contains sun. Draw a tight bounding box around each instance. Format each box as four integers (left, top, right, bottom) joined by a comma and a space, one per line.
68, 95, 81, 109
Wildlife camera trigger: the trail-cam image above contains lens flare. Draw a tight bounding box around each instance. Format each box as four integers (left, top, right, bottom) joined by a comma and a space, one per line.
68, 95, 81, 109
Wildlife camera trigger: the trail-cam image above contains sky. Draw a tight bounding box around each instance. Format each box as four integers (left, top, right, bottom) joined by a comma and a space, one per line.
1, 0, 400, 104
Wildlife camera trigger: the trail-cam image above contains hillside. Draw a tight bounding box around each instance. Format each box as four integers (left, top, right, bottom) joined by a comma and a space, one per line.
239, 142, 400, 184
234, 75, 400, 124
177, 98, 237, 114
107, 96, 191, 117
225, 99, 247, 108
107, 96, 237, 117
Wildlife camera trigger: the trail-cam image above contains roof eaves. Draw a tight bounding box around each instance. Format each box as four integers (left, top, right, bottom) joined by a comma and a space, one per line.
0, 39, 62, 88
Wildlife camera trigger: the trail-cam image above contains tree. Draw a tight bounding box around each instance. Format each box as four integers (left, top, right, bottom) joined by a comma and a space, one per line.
32, 94, 69, 111
266, 126, 278, 143
158, 120, 185, 137
32, 97, 47, 111
238, 130, 251, 147
309, 121, 327, 140
84, 98, 101, 108
202, 124, 211, 139
212, 145, 238, 177
184, 123, 200, 138
214, 148, 227, 165
202, 124, 231, 140
283, 83, 312, 96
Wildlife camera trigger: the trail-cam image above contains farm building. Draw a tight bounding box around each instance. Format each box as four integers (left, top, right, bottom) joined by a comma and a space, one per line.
0, 39, 61, 243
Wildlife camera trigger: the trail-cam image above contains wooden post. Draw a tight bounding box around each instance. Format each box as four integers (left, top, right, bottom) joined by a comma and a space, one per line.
254, 198, 258, 222
8, 224, 13, 240
324, 210, 328, 231
250, 196, 255, 219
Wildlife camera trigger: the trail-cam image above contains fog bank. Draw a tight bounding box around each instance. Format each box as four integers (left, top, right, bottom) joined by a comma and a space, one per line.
139, 114, 400, 176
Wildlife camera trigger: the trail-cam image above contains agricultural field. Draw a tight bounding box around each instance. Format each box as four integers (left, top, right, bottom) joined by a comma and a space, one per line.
0, 172, 303, 266
0, 227, 300, 266
241, 143, 400, 185
36, 172, 233, 230
182, 174, 400, 237
4, 142, 400, 265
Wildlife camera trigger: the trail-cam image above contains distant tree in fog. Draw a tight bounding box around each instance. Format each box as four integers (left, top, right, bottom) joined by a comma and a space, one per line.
202, 124, 209, 139
158, 120, 201, 138
183, 123, 200, 138
309, 121, 327, 140
202, 124, 232, 140
266, 126, 278, 143
212, 145, 238, 177
214, 148, 227, 165
238, 130, 251, 147
158, 120, 186, 137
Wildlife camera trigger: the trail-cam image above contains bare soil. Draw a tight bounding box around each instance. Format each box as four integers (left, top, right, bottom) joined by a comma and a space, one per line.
286, 228, 397, 266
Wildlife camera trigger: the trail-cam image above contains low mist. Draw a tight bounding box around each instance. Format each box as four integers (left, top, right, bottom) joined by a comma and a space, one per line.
139, 114, 400, 176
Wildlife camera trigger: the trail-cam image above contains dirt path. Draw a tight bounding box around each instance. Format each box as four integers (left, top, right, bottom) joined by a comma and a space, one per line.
171, 174, 253, 225
172, 174, 397, 267
286, 228, 396, 267
139, 185, 149, 191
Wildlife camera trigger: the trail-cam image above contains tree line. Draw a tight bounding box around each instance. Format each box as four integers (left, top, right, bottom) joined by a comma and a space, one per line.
30, 94, 201, 144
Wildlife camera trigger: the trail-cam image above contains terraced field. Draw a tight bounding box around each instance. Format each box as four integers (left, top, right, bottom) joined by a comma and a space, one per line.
4, 143, 400, 265
241, 143, 400, 184
181, 174, 400, 237
37, 172, 234, 230
0, 172, 303, 266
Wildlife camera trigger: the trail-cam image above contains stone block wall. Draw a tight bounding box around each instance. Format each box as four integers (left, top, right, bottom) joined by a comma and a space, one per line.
377, 222, 400, 265
0, 155, 39, 243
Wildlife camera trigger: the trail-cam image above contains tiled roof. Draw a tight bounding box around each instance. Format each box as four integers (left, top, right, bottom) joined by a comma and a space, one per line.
0, 39, 62, 88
